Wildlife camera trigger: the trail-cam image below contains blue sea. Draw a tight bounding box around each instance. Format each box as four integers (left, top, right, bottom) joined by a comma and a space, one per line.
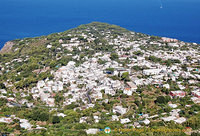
0, 0, 200, 49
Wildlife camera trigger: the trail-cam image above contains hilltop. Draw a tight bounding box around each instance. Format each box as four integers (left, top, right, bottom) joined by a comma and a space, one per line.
0, 22, 145, 54
0, 22, 199, 136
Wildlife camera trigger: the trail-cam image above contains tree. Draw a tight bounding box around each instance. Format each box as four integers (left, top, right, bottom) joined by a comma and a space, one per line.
64, 102, 79, 110
80, 53, 85, 60
0, 83, 6, 89
102, 102, 112, 111
74, 123, 87, 129
164, 106, 172, 113
121, 72, 130, 81
150, 35, 160, 40
106, 68, 114, 73
55, 94, 64, 104
98, 59, 106, 64
110, 53, 119, 60
163, 60, 172, 67
132, 65, 142, 71
185, 115, 200, 129
186, 56, 192, 62
49, 60, 57, 68
77, 130, 88, 136
181, 64, 188, 71
147, 56, 162, 63
27, 108, 49, 121
133, 51, 144, 56
191, 132, 200, 136
0, 98, 7, 106
155, 96, 170, 104
64, 110, 79, 123
52, 116, 60, 124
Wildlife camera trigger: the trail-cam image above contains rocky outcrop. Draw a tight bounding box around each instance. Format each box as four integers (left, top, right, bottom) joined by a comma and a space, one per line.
0, 41, 14, 53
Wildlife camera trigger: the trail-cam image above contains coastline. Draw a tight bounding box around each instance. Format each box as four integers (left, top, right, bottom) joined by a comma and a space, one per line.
1, 31, 199, 51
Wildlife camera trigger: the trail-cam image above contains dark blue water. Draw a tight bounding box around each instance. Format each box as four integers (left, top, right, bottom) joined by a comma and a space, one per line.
0, 0, 200, 49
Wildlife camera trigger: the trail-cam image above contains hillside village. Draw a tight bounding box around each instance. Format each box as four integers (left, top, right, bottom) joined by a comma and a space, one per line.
0, 22, 199, 136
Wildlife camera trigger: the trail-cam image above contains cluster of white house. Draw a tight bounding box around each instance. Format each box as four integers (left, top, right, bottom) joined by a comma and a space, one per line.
1, 26, 200, 133
0, 115, 45, 130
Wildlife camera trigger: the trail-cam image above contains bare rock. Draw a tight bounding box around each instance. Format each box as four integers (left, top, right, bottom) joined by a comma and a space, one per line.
0, 41, 14, 53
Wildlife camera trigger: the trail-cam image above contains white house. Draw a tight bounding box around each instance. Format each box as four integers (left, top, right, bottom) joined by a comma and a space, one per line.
93, 116, 99, 123
143, 69, 162, 76
113, 106, 127, 115
168, 104, 178, 108
123, 88, 133, 96
112, 115, 119, 121
56, 113, 66, 117
86, 128, 100, 135
120, 118, 131, 124
161, 116, 176, 122
174, 117, 186, 124
192, 90, 200, 98
126, 82, 137, 92
40, 92, 49, 102
178, 84, 185, 90
20, 119, 32, 130
134, 122, 141, 128
47, 98, 55, 107
37, 80, 45, 88
47, 44, 52, 48
0, 117, 12, 124
163, 84, 170, 89
191, 97, 200, 104
170, 91, 186, 98
168, 43, 179, 47
0, 89, 7, 94
80, 117, 87, 123
170, 109, 181, 117
141, 119, 150, 125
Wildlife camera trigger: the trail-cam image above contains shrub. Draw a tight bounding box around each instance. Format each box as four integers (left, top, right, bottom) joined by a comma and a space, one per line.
0, 83, 6, 89
155, 96, 171, 104
52, 116, 60, 124
110, 53, 119, 60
